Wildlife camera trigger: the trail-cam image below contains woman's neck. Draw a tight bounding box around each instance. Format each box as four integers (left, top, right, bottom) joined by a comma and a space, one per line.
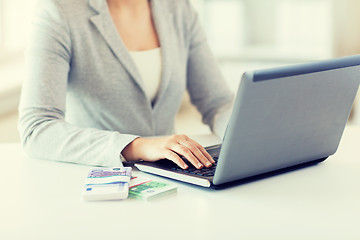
107, 0, 149, 13
106, 0, 159, 51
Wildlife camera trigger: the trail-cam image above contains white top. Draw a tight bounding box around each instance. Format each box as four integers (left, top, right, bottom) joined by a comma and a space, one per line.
129, 48, 162, 102
129, 47, 231, 139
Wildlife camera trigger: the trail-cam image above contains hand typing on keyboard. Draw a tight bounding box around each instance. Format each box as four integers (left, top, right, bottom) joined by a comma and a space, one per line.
121, 134, 215, 169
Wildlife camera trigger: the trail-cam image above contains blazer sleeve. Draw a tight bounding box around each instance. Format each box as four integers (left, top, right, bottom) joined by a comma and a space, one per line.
18, 0, 139, 166
184, 0, 234, 130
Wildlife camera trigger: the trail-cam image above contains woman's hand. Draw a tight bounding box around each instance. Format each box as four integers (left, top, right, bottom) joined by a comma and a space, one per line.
122, 135, 215, 169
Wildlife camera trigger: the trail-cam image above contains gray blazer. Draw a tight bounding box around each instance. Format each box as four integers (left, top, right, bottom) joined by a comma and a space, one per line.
19, 0, 233, 166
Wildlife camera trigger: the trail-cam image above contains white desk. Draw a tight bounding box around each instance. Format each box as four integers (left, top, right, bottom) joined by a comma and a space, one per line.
1, 127, 360, 240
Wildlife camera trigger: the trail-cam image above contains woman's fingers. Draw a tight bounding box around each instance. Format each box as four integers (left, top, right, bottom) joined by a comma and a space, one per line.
164, 150, 188, 169
168, 135, 214, 169
172, 144, 204, 169
182, 136, 215, 164
177, 140, 212, 168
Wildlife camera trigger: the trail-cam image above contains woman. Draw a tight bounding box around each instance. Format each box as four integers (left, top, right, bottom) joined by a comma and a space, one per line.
18, 0, 233, 169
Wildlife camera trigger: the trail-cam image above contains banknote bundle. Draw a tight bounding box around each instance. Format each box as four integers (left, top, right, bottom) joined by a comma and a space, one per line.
129, 176, 177, 200
83, 167, 132, 201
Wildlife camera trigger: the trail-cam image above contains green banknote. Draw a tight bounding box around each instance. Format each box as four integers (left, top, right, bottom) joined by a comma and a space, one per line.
129, 181, 177, 200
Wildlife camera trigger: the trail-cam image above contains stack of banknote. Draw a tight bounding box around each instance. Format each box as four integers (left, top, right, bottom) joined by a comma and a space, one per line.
129, 176, 177, 200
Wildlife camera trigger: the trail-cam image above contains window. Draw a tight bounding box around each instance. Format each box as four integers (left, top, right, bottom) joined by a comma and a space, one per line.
0, 0, 5, 59
0, 0, 37, 116
193, 0, 334, 61
0, 0, 37, 61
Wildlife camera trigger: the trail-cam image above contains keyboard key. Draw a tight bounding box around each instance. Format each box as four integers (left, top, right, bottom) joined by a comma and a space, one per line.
169, 157, 218, 177
204, 173, 214, 177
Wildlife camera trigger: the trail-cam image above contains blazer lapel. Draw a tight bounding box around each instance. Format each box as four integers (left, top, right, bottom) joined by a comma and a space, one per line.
151, 0, 174, 109
88, 0, 145, 93
88, 0, 175, 109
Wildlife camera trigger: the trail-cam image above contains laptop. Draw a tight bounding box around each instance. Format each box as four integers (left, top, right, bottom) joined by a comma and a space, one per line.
135, 55, 360, 187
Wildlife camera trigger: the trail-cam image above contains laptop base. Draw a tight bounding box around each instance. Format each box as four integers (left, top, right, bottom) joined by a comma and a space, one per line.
135, 157, 327, 189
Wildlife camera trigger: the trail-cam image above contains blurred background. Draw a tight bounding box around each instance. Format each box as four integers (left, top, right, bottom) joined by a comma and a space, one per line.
1, 0, 360, 142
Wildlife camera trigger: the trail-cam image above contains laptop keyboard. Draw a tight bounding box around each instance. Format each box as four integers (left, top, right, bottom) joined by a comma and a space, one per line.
169, 144, 221, 177
170, 156, 219, 177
